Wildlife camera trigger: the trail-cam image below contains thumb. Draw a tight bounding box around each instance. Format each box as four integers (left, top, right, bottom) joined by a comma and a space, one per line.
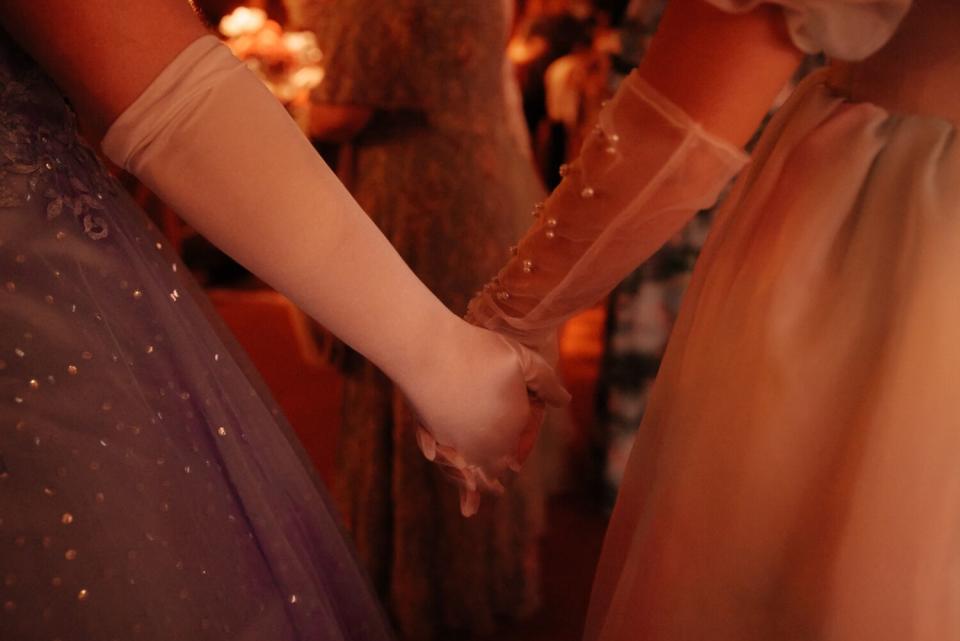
500, 337, 571, 406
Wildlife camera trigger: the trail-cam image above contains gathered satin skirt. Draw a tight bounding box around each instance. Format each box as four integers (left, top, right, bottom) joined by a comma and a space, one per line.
586, 69, 960, 641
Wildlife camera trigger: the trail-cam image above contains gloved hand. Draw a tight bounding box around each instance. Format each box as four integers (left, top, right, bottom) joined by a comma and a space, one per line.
412, 328, 570, 516
102, 35, 568, 515
467, 70, 750, 353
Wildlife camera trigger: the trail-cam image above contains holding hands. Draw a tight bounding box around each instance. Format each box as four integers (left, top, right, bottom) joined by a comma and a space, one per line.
407, 323, 569, 516
415, 69, 751, 515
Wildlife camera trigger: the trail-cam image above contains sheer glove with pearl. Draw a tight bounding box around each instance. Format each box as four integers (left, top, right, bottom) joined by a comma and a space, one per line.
467, 70, 750, 352
101, 35, 567, 516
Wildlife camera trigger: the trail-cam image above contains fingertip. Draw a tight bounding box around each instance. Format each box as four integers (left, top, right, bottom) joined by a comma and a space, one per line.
540, 381, 572, 406
459, 488, 480, 517
416, 428, 437, 461
477, 467, 506, 495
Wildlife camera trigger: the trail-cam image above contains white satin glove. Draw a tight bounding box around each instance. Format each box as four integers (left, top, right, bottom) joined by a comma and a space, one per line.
411, 327, 570, 516
101, 36, 568, 513
467, 70, 750, 352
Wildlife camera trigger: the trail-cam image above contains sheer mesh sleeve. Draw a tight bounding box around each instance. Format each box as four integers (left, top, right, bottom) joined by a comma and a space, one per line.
467, 71, 749, 352
704, 0, 911, 60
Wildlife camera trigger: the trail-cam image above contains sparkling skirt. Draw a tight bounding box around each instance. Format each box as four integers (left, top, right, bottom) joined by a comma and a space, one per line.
0, 37, 393, 641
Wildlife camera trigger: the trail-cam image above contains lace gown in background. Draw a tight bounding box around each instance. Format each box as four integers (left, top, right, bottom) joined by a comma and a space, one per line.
287, 1, 547, 638
587, 1, 960, 639
0, 35, 392, 641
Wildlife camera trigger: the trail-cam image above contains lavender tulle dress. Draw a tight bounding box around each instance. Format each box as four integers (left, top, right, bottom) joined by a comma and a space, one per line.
0, 36, 394, 641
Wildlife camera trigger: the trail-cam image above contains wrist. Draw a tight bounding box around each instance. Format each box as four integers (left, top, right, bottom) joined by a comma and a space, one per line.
392, 312, 473, 402
398, 318, 518, 425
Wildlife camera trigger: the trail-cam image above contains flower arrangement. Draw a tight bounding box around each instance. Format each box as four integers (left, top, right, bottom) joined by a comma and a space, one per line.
218, 7, 324, 120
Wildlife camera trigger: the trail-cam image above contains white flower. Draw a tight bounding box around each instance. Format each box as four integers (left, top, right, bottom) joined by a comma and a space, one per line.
290, 66, 324, 90
219, 7, 267, 38
281, 31, 318, 57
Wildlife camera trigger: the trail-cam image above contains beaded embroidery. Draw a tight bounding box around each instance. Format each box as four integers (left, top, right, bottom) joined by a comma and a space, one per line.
0, 44, 117, 240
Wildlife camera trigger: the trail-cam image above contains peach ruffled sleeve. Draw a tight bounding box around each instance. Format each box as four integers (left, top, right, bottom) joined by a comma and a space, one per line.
704, 0, 911, 59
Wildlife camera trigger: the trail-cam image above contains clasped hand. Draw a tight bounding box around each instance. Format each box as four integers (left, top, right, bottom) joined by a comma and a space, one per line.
404, 324, 569, 516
